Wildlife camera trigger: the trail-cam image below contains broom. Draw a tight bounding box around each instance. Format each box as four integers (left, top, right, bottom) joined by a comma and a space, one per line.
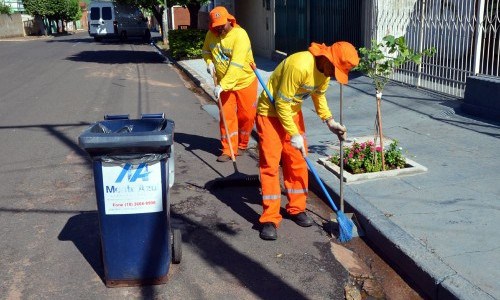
207, 71, 260, 189
250, 62, 353, 242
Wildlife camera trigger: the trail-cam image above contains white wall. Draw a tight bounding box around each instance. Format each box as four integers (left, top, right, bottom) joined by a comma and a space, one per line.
234, 0, 274, 58
0, 13, 24, 38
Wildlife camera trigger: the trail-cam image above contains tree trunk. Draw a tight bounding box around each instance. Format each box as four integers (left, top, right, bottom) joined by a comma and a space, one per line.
187, 3, 200, 29
47, 19, 53, 35
152, 6, 164, 34
376, 92, 386, 170
35, 15, 47, 35
151, 6, 165, 44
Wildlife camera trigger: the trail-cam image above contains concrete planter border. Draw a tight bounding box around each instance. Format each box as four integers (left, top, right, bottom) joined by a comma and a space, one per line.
317, 136, 428, 184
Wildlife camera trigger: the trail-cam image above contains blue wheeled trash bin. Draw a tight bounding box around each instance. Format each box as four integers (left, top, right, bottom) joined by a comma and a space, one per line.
78, 113, 181, 287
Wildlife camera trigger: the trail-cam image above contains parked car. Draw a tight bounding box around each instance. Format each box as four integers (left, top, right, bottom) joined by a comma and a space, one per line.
88, 1, 151, 42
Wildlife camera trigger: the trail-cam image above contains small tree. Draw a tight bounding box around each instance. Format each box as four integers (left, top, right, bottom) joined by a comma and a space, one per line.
0, 2, 12, 14
23, 0, 52, 34
355, 35, 435, 170
59, 0, 82, 32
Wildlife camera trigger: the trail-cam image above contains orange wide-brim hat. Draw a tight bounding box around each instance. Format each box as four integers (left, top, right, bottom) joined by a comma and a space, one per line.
209, 6, 237, 32
308, 41, 360, 84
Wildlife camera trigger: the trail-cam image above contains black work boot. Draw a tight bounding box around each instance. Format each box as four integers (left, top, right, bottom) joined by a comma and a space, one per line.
290, 212, 313, 227
259, 222, 277, 240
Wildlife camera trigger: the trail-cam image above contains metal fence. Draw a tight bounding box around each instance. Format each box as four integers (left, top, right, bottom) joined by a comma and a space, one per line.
374, 0, 500, 97
275, 0, 362, 55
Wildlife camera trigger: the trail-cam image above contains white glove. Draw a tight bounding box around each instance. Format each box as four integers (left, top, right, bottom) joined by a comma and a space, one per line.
207, 62, 215, 77
290, 134, 306, 157
326, 118, 347, 141
214, 85, 223, 99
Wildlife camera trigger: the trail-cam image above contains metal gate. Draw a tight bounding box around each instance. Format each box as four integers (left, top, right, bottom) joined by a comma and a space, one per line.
374, 0, 500, 97
310, 0, 363, 48
275, 0, 363, 54
275, 0, 308, 54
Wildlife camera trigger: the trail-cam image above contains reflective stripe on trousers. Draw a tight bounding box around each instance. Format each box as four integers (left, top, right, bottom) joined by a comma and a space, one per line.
219, 78, 258, 156
256, 112, 308, 227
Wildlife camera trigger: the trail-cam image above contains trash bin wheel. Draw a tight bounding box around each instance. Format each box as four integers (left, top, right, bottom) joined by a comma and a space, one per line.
171, 229, 182, 264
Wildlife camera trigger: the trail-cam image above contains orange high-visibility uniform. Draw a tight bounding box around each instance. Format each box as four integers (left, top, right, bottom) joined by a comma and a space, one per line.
257, 51, 334, 227
202, 26, 257, 156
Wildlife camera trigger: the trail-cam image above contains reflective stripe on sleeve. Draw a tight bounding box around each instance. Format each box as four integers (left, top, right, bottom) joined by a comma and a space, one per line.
229, 61, 244, 68
277, 90, 293, 102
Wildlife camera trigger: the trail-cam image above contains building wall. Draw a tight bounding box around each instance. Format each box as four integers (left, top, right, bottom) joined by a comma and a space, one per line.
198, 11, 209, 30
172, 6, 190, 29
4, 0, 24, 13
235, 0, 274, 58
0, 13, 24, 38
79, 2, 88, 30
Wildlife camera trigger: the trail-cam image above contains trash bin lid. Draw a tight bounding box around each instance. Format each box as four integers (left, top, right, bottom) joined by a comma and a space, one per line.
78, 118, 174, 156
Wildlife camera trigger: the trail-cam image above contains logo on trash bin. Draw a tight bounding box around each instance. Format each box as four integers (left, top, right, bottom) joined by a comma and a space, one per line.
115, 163, 150, 183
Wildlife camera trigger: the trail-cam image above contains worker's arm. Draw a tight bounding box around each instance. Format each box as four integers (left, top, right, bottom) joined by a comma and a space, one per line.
311, 78, 333, 121
202, 31, 214, 66
312, 79, 346, 140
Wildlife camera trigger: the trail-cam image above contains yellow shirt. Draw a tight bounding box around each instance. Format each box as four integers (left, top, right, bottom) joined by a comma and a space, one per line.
202, 26, 256, 91
257, 51, 333, 136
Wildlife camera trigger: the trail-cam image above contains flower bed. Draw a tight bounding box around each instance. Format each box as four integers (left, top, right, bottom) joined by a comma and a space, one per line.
318, 136, 427, 183
328, 139, 406, 174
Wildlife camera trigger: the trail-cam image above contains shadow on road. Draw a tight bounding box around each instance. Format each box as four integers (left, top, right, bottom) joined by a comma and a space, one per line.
55, 208, 311, 299
174, 132, 221, 157
58, 211, 105, 283
66, 50, 165, 64
44, 33, 153, 46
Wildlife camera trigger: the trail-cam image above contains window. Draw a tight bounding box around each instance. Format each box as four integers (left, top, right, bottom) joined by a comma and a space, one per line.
90, 7, 100, 20
102, 7, 112, 20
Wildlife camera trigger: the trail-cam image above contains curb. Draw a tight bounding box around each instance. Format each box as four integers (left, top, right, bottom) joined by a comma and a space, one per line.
149, 44, 493, 299
343, 187, 492, 300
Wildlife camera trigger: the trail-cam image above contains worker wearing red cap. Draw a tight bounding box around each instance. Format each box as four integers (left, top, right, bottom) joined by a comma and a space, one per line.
256, 41, 360, 240
202, 6, 258, 162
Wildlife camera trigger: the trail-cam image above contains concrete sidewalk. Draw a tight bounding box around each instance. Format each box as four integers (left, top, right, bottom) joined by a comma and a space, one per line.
175, 56, 499, 300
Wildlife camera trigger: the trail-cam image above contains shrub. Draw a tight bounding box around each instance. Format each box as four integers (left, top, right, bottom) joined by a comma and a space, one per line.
328, 140, 406, 174
168, 29, 206, 60
0, 3, 12, 15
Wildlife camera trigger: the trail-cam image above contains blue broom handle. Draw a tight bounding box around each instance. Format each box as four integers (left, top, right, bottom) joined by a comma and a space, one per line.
251, 62, 275, 105
251, 63, 340, 213
305, 157, 340, 212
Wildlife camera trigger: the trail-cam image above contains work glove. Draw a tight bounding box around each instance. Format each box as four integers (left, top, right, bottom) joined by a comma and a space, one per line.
326, 118, 347, 141
290, 134, 307, 157
214, 85, 223, 100
207, 62, 215, 77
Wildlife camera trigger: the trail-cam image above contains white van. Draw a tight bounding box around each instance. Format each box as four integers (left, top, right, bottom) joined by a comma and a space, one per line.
88, 1, 151, 42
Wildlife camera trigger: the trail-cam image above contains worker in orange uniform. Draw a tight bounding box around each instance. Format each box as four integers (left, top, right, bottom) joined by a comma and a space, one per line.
256, 42, 359, 240
202, 6, 258, 162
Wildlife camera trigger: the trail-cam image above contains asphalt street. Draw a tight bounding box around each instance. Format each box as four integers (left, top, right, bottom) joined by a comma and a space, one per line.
0, 32, 380, 299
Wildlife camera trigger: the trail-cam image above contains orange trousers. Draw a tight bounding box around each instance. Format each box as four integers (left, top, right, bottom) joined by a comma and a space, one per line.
256, 112, 308, 227
219, 78, 258, 156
